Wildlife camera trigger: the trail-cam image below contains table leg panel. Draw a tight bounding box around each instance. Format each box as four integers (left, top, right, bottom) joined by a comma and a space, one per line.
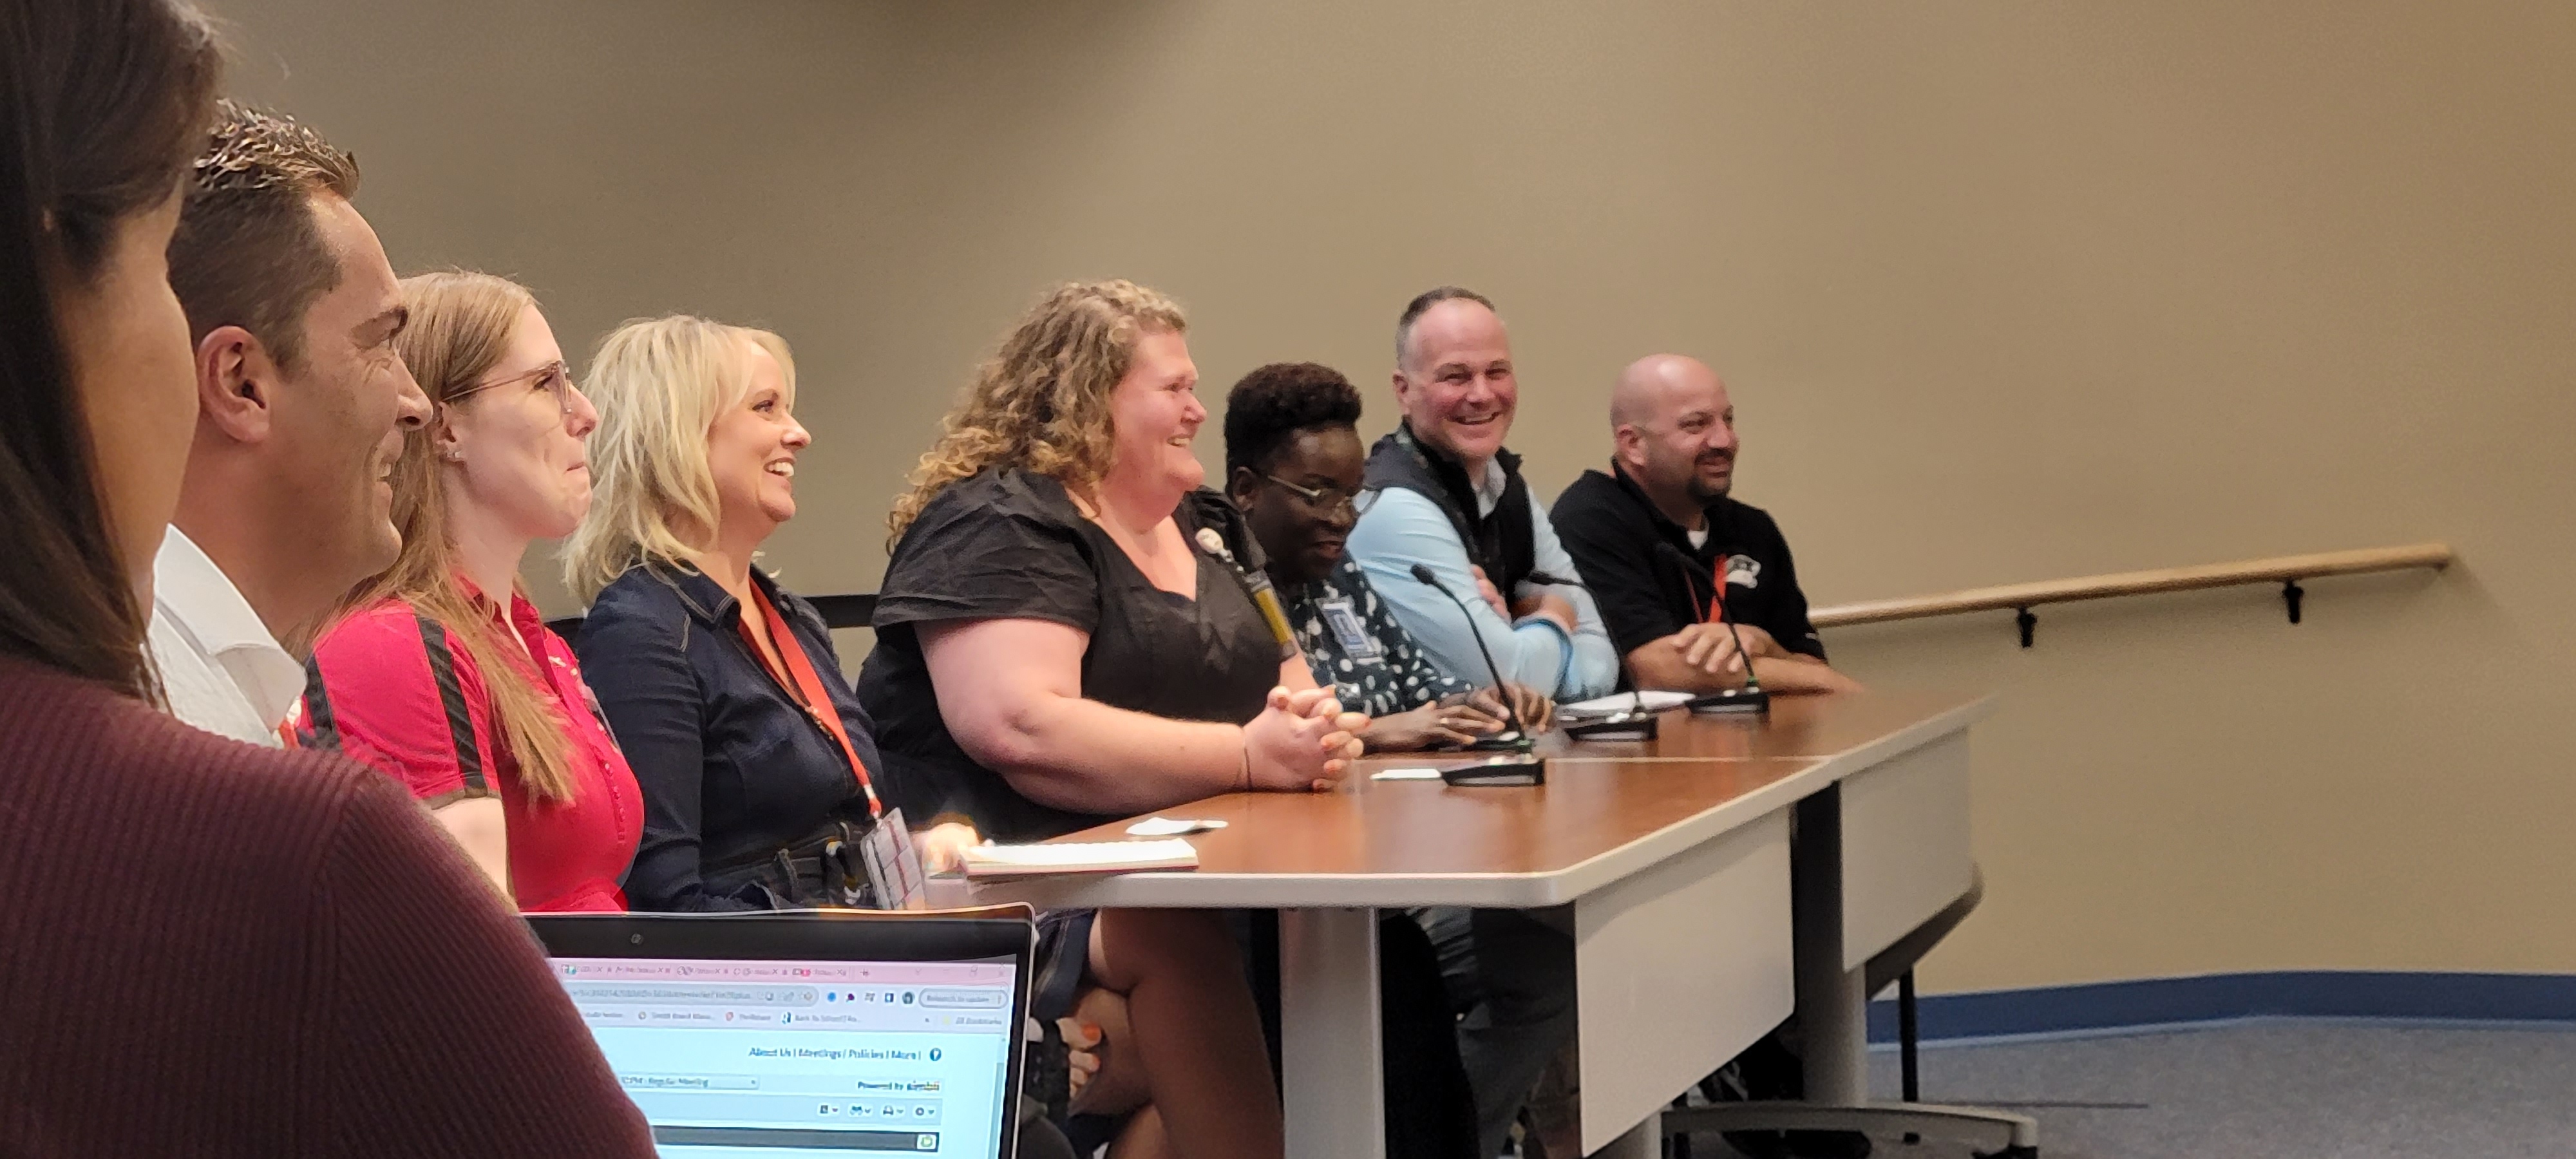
1573, 809, 1795, 1155
1279, 907, 1383, 1159
1839, 733, 1976, 973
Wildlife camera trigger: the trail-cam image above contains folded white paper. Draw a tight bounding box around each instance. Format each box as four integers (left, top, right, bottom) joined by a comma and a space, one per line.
1126, 816, 1227, 836
1558, 690, 1693, 718
963, 839, 1200, 878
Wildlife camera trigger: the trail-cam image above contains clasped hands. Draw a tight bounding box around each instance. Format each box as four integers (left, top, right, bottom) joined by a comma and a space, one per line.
1367, 683, 1557, 751
1670, 620, 1783, 679
1241, 686, 1368, 792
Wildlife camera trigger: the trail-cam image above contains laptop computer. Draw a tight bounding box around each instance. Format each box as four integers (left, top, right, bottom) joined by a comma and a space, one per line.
529, 909, 1036, 1159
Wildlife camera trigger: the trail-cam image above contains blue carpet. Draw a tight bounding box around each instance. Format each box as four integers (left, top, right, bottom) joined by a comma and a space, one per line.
1770, 1021, 2576, 1158
1866, 972, 2576, 1044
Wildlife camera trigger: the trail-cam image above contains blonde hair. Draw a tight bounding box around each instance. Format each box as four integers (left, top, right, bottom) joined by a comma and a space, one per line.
564, 314, 796, 605
886, 279, 1186, 548
328, 270, 580, 802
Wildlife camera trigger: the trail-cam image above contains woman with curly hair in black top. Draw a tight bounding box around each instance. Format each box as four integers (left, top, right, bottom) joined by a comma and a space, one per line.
864, 280, 1363, 1159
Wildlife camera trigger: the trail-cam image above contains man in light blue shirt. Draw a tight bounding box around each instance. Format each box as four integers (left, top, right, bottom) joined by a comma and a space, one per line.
1347, 287, 1620, 702
1347, 286, 1606, 1159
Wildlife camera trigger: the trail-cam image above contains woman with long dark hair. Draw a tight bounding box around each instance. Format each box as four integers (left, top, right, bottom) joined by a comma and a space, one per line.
0, 2, 649, 1153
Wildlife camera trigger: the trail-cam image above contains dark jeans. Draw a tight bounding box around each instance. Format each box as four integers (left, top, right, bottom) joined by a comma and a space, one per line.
1415, 906, 1578, 1159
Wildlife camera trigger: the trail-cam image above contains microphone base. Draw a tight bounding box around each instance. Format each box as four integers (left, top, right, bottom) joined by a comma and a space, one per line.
1687, 688, 1772, 715
1438, 752, 1548, 787
1456, 731, 1536, 753
1564, 712, 1660, 741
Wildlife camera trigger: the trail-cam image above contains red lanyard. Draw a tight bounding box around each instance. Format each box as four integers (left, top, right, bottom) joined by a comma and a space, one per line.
739, 587, 882, 820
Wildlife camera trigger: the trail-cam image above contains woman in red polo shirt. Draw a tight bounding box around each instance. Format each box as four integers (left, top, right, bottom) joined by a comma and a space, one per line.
301, 271, 641, 912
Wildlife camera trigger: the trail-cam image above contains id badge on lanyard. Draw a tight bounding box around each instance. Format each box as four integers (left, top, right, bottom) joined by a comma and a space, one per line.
851, 806, 929, 910
1315, 596, 1383, 661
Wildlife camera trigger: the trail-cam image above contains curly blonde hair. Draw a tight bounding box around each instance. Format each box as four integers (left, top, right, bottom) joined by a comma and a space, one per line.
886, 280, 1186, 548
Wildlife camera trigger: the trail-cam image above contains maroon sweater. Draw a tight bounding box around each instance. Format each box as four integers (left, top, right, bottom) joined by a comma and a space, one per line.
0, 657, 654, 1156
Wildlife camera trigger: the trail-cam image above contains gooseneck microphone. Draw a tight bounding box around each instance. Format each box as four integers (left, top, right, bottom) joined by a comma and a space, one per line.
1412, 563, 1549, 784
1654, 540, 1770, 715
1411, 564, 1536, 744
1198, 527, 1298, 662
1510, 567, 1661, 739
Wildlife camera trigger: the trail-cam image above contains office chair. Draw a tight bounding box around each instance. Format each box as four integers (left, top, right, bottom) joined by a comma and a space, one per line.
544, 592, 878, 641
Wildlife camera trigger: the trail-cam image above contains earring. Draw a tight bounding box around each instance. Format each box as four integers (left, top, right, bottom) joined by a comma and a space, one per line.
440, 448, 464, 463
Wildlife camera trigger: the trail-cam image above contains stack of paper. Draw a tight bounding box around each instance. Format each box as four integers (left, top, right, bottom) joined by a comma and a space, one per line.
1558, 690, 1694, 719
962, 839, 1200, 878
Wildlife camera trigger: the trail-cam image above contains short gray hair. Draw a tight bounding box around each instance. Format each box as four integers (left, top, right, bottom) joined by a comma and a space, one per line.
1394, 285, 1497, 370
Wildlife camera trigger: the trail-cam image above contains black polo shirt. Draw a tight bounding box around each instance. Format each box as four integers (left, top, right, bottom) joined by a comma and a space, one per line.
1549, 463, 1826, 664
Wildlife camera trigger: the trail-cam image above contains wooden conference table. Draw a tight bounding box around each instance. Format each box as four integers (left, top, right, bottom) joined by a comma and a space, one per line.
969, 688, 2023, 1158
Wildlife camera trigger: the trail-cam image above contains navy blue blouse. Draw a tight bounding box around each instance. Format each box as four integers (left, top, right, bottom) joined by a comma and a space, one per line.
574, 562, 892, 912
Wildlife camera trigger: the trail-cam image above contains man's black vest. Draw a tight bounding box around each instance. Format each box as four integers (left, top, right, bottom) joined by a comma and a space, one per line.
1361, 422, 1538, 596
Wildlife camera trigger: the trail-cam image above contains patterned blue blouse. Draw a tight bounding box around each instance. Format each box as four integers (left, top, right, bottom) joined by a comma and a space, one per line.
1284, 556, 1475, 717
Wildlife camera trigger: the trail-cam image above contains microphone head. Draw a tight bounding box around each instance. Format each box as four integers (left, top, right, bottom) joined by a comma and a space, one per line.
1410, 563, 1439, 585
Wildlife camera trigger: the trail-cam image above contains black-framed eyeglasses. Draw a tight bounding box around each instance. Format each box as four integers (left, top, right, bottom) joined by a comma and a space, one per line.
449, 359, 576, 415
1264, 474, 1359, 517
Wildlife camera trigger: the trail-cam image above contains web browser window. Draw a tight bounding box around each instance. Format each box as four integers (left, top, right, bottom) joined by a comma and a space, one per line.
554, 956, 1019, 1158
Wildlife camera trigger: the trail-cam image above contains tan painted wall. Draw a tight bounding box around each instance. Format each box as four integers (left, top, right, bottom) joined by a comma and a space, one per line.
218, 0, 2576, 992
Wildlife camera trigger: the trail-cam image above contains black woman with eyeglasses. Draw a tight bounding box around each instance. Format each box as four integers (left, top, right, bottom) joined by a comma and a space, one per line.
1222, 363, 1555, 751
303, 270, 644, 913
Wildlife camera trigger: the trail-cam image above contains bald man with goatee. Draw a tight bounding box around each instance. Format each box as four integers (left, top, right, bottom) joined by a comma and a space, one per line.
1549, 355, 1859, 695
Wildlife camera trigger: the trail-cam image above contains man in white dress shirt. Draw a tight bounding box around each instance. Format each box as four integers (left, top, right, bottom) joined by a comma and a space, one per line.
149, 104, 430, 744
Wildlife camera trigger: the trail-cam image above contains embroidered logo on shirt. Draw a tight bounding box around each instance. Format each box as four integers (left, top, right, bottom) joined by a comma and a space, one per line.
1725, 554, 1762, 589
1316, 597, 1385, 661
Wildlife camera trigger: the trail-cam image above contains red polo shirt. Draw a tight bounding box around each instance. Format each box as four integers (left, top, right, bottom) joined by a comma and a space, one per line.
302, 582, 643, 913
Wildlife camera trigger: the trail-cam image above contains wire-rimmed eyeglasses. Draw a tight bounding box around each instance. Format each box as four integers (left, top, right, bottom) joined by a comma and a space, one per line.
1264, 474, 1360, 517
449, 359, 576, 414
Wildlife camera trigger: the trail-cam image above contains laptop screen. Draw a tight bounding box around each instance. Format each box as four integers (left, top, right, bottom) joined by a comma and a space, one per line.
553, 953, 1020, 1158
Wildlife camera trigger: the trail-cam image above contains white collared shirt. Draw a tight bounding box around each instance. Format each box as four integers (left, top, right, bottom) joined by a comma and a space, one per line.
146, 526, 303, 747
1471, 457, 1508, 517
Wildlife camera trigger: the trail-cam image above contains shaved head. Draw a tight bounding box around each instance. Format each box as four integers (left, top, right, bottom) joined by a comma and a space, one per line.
1611, 353, 1738, 525
1611, 353, 1721, 428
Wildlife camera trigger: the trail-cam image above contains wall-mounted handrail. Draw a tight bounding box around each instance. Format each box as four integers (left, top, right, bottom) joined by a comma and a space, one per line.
1811, 542, 2451, 645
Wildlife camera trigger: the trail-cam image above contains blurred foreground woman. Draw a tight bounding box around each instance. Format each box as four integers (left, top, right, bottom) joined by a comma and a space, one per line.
0, 1, 650, 1153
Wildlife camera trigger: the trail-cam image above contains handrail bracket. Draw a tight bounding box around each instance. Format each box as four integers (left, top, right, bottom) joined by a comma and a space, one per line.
2014, 607, 2036, 649
2282, 579, 2304, 625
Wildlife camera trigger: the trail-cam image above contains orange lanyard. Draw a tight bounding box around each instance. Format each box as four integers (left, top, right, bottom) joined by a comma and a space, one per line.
739, 587, 882, 820
1703, 557, 1728, 625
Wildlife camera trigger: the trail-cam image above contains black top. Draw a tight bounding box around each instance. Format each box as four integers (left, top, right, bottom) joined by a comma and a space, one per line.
857, 469, 1282, 842
575, 563, 889, 912
1361, 422, 1538, 596
1549, 463, 1826, 663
